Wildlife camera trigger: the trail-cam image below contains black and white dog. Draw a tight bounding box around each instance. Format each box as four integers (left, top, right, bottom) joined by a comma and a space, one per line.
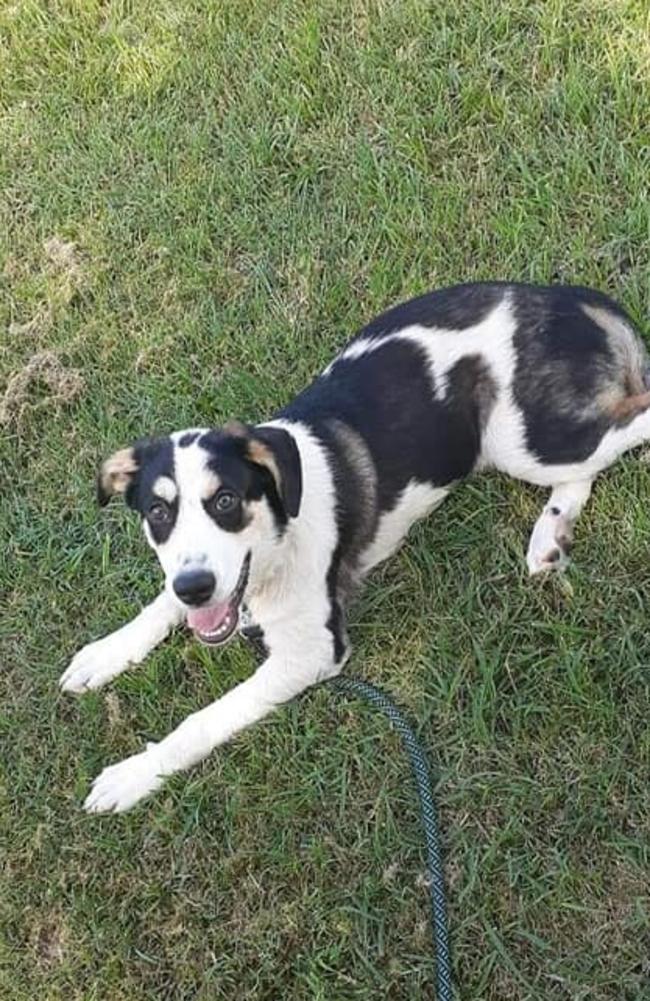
62, 282, 650, 813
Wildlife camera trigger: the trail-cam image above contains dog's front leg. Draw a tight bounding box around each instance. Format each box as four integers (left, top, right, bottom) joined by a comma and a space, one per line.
83, 628, 338, 814
60, 591, 184, 693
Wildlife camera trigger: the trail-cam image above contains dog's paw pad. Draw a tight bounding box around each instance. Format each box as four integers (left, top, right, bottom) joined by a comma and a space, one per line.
528, 546, 570, 575
527, 511, 573, 575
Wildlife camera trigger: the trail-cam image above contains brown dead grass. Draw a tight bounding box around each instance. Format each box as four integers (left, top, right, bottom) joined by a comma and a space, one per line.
7, 308, 52, 339
5, 237, 85, 343
43, 237, 79, 274
0, 351, 85, 429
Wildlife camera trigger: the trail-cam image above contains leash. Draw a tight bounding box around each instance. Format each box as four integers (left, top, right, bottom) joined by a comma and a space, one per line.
326, 676, 453, 1000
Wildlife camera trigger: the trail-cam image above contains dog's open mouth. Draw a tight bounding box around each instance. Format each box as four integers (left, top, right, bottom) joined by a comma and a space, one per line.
186, 553, 251, 646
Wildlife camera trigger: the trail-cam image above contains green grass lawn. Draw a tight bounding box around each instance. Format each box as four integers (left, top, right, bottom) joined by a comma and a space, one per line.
1, 1, 649, 998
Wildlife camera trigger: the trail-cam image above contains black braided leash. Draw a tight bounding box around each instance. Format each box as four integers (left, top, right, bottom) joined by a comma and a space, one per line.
326, 676, 453, 1000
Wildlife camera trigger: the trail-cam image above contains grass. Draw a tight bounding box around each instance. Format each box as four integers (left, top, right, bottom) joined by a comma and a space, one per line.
1, 0, 649, 997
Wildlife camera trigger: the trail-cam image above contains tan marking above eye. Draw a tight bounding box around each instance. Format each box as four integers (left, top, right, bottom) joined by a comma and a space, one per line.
152, 476, 178, 503
200, 471, 221, 500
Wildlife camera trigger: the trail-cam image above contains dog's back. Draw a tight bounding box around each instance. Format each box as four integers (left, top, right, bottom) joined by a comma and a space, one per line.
279, 282, 646, 496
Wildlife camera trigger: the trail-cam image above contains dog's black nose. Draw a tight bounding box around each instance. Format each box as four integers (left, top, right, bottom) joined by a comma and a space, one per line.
173, 569, 216, 607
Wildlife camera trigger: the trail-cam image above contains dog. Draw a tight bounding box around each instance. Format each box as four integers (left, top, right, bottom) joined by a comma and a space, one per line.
61, 282, 650, 813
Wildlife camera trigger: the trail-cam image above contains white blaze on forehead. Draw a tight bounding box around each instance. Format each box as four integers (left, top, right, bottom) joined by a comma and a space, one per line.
172, 439, 222, 503
152, 476, 178, 503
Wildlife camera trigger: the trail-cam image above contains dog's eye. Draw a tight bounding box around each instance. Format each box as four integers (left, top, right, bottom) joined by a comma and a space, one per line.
148, 500, 171, 522
214, 490, 239, 513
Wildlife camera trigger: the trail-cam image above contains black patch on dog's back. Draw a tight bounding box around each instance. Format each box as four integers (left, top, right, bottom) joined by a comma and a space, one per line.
446, 354, 497, 432
358, 282, 505, 342
280, 339, 491, 511
511, 285, 629, 463
178, 431, 199, 448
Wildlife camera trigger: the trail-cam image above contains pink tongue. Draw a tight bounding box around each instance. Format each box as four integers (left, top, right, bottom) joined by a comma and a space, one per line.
187, 602, 230, 633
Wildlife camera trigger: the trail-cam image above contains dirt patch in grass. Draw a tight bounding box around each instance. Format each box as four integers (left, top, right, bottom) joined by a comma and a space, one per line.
104, 690, 122, 729
5, 237, 85, 341
29, 911, 69, 969
0, 351, 85, 429
41, 235, 85, 312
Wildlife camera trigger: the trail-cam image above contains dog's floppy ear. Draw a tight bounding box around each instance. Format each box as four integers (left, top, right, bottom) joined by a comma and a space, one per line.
249, 426, 303, 519
97, 447, 138, 506
228, 422, 302, 519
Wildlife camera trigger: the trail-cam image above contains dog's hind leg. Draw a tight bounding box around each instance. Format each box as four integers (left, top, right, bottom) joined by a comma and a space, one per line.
60, 591, 184, 692
520, 390, 650, 575
526, 479, 593, 575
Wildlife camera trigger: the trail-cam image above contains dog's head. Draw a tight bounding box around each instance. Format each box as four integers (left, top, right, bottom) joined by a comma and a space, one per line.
97, 423, 302, 645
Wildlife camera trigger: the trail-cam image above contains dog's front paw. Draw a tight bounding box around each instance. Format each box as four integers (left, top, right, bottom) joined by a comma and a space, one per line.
84, 749, 164, 814
60, 639, 128, 693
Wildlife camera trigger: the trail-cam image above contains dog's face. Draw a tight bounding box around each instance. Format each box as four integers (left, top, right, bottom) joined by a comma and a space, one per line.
97, 423, 302, 645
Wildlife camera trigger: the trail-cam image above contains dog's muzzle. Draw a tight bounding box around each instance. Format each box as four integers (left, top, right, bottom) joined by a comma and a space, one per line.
185, 553, 251, 646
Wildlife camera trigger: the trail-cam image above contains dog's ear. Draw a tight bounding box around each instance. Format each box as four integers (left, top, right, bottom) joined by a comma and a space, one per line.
97, 447, 138, 506
231, 423, 302, 519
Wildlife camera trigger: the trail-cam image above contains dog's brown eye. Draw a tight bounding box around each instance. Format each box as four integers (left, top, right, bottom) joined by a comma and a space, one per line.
148, 500, 170, 522
215, 490, 239, 513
